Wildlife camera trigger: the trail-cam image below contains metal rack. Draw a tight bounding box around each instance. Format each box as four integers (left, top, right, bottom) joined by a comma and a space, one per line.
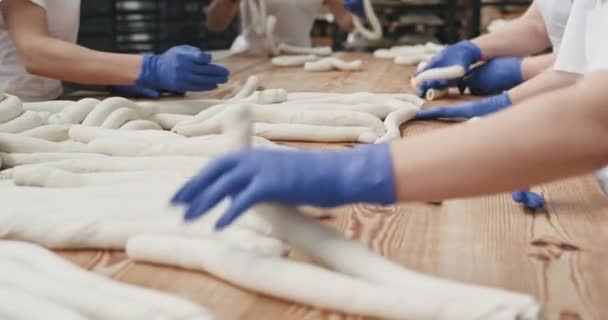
469, 0, 532, 37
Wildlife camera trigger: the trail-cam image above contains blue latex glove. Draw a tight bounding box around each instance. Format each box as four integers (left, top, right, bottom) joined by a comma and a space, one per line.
109, 85, 161, 99
417, 40, 482, 97
460, 57, 524, 96
136, 45, 230, 93
172, 144, 396, 229
415, 92, 512, 120
512, 190, 545, 210
343, 0, 365, 17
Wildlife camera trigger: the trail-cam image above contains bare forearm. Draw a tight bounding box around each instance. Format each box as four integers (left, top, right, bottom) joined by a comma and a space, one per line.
509, 68, 580, 104
206, 0, 241, 32
471, 3, 550, 59
392, 72, 608, 202
521, 53, 555, 80
327, 0, 354, 32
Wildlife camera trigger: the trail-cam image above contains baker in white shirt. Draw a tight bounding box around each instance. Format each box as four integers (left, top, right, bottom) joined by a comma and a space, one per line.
206, 0, 363, 54
0, 0, 229, 101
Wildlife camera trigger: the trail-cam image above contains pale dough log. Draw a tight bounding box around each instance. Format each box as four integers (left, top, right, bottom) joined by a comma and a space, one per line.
137, 99, 224, 116
69, 125, 184, 144
425, 88, 449, 101
286, 91, 425, 107
100, 107, 140, 129
47, 98, 100, 124
232, 75, 261, 100
120, 120, 163, 130
394, 53, 434, 65
0, 241, 213, 320
252, 89, 289, 104
22, 100, 74, 114
126, 235, 441, 320
304, 57, 363, 72
0, 111, 46, 133
0, 152, 108, 168
375, 107, 418, 144
276, 43, 332, 56
0, 285, 88, 320
149, 113, 192, 130
254, 123, 379, 143
271, 54, 318, 67
373, 43, 443, 59
13, 166, 86, 188
411, 66, 465, 88
20, 124, 71, 142
81, 97, 152, 126
0, 133, 90, 153
351, 0, 383, 40
173, 103, 236, 129
0, 94, 24, 123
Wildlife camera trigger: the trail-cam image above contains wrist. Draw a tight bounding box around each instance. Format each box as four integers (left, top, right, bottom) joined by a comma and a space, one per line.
468, 39, 485, 60
460, 40, 482, 64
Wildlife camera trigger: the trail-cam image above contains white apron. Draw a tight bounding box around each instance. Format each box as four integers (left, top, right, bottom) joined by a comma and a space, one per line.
535, 0, 572, 52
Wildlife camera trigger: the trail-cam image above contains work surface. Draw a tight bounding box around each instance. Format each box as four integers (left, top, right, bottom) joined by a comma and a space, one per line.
58, 53, 608, 320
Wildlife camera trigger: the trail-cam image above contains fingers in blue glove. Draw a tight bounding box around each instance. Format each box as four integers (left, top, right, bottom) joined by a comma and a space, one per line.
176, 45, 213, 65
415, 92, 512, 120
343, 0, 365, 17
512, 190, 545, 210
216, 182, 263, 229
172, 155, 240, 204
461, 57, 524, 96
417, 79, 458, 97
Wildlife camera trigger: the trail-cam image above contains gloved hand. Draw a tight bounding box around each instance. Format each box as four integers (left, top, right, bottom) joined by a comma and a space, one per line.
415, 92, 512, 120
417, 40, 482, 97
109, 85, 161, 99
136, 45, 230, 93
512, 190, 545, 210
460, 57, 524, 96
343, 0, 366, 17
172, 144, 396, 229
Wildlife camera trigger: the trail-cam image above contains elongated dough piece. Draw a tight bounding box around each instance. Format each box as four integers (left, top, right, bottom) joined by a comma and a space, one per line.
277, 43, 332, 56
22, 100, 74, 114
375, 107, 418, 143
232, 75, 261, 100
425, 88, 449, 101
137, 99, 224, 116
81, 97, 150, 126
352, 0, 383, 40
20, 124, 71, 142
0, 111, 46, 133
70, 125, 184, 144
0, 133, 90, 153
394, 53, 434, 65
13, 166, 86, 188
173, 103, 235, 128
253, 89, 288, 104
0, 94, 24, 123
48, 98, 100, 124
255, 123, 379, 143
271, 54, 318, 67
286, 91, 425, 107
0, 152, 107, 168
149, 113, 192, 130
0, 287, 87, 320
100, 107, 140, 129
120, 120, 163, 130
304, 58, 363, 72
411, 65, 465, 88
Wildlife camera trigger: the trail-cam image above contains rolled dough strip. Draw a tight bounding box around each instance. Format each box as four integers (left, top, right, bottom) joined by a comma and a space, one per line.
20, 124, 71, 142
417, 61, 428, 72
120, 120, 163, 130
13, 166, 86, 188
255, 123, 379, 143
411, 65, 465, 88
277, 43, 332, 56
22, 100, 74, 114
0, 152, 108, 168
304, 57, 363, 72
0, 94, 24, 123
0, 111, 46, 133
0, 241, 213, 320
394, 54, 434, 65
232, 75, 261, 100
286, 92, 425, 107
100, 107, 140, 129
47, 98, 100, 124
173, 103, 233, 129
81, 97, 138, 126
271, 54, 318, 67
352, 0, 383, 40
254, 89, 288, 104
0, 133, 90, 153
425, 88, 449, 101
375, 107, 418, 144
137, 99, 224, 116
149, 113, 192, 130
70, 125, 184, 144
0, 287, 87, 320
126, 235, 447, 320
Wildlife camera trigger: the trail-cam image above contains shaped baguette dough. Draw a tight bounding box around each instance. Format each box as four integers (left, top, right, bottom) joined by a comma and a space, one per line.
271, 54, 318, 67
411, 65, 465, 88
0, 152, 108, 169
351, 0, 383, 40
0, 133, 90, 153
374, 42, 443, 60
0, 94, 25, 123
304, 57, 363, 72
149, 113, 192, 130
375, 107, 418, 144
0, 287, 87, 320
232, 75, 261, 100
47, 98, 100, 124
69, 125, 184, 144
100, 108, 140, 129
425, 88, 449, 101
22, 100, 74, 114
120, 120, 163, 131
276, 43, 332, 56
0, 111, 46, 133
81, 97, 152, 126
394, 53, 434, 65
254, 123, 378, 143
20, 124, 71, 142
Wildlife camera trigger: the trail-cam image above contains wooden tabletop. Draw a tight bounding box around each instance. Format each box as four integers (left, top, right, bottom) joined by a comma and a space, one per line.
58, 53, 608, 320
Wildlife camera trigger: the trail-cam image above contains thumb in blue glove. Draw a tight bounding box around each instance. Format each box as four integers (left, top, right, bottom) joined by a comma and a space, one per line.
109, 85, 161, 99
460, 57, 524, 96
343, 0, 366, 17
415, 92, 512, 120
512, 190, 545, 210
136, 45, 230, 93
172, 144, 396, 229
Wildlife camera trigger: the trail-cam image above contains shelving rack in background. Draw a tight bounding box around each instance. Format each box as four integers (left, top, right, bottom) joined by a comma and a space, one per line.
469, 0, 532, 37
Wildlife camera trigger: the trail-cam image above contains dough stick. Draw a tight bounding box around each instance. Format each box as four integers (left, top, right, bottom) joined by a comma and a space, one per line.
352, 0, 383, 40
0, 133, 90, 153
277, 43, 332, 56
232, 75, 261, 100
149, 113, 192, 130
394, 54, 434, 65
22, 100, 74, 114
47, 98, 99, 124
411, 65, 465, 88
375, 107, 418, 144
70, 125, 184, 144
0, 111, 46, 133
137, 99, 224, 116
254, 123, 379, 143
12, 166, 87, 188
425, 88, 449, 101
20, 124, 71, 142
81, 97, 139, 126
253, 89, 288, 104
304, 58, 363, 72
0, 94, 24, 123
286, 92, 425, 107
120, 120, 163, 130
0, 241, 214, 320
0, 152, 108, 168
0, 287, 87, 320
271, 54, 318, 67
126, 235, 456, 320
100, 108, 140, 129
172, 104, 231, 128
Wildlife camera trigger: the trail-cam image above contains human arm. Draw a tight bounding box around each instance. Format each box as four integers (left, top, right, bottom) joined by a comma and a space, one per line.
328, 0, 354, 32
521, 53, 556, 80
205, 0, 241, 32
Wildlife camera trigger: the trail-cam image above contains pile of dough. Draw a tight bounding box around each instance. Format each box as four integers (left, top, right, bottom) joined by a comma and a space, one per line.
374, 42, 444, 66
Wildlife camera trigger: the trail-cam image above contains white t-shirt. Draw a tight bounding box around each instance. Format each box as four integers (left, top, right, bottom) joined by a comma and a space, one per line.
535, 0, 572, 52
0, 0, 81, 101
231, 0, 323, 53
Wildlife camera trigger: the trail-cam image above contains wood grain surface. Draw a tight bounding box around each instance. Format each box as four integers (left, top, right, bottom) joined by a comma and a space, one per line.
57, 53, 608, 320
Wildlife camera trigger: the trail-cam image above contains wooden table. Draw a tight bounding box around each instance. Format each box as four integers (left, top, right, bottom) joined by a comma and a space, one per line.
58, 53, 608, 320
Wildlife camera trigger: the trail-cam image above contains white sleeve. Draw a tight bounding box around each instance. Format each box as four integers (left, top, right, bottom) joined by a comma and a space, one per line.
585, 4, 608, 72
28, 0, 47, 9
553, 1, 588, 75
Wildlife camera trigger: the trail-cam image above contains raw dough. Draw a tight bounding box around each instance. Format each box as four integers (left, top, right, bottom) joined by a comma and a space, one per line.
304, 57, 363, 72
0, 94, 25, 123
271, 55, 318, 67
